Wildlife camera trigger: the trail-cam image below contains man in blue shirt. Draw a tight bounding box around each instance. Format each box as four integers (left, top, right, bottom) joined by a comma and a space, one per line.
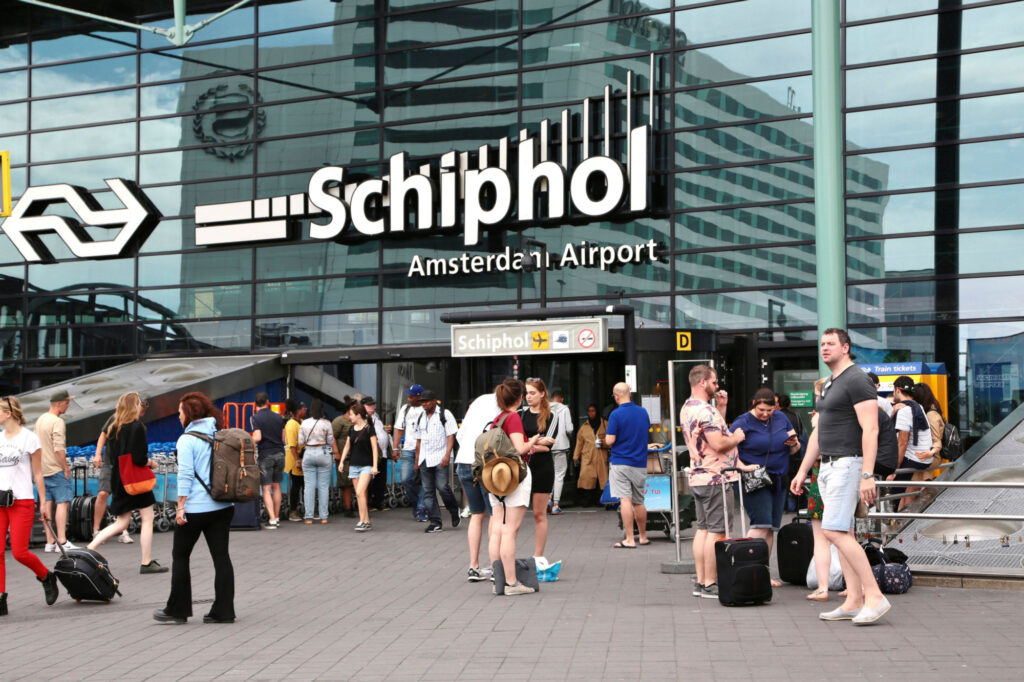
604, 382, 650, 548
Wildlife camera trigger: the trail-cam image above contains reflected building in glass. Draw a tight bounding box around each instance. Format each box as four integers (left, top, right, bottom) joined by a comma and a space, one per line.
1, 0, 1023, 440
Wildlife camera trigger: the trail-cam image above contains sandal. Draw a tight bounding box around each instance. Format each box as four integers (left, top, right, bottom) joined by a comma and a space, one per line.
806, 589, 828, 601
770, 578, 783, 588
613, 541, 636, 549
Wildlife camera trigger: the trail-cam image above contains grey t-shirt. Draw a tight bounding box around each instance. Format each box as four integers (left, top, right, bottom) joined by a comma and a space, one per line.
816, 364, 877, 457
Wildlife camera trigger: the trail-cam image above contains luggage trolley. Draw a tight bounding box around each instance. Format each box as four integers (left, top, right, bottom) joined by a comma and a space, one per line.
616, 443, 696, 541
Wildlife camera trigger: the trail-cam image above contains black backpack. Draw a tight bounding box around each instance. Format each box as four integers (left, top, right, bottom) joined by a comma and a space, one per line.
874, 408, 898, 477
940, 417, 964, 461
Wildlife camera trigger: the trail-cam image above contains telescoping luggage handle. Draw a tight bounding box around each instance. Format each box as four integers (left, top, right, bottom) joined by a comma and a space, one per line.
720, 466, 748, 539
42, 519, 71, 560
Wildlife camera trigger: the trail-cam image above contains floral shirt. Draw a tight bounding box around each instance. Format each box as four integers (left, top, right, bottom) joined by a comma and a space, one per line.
680, 398, 739, 487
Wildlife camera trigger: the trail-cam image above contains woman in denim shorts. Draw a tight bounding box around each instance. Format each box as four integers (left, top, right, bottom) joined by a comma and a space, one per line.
339, 402, 379, 532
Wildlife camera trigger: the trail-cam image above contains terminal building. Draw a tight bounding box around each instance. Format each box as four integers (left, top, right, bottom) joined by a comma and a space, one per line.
2, 0, 1023, 440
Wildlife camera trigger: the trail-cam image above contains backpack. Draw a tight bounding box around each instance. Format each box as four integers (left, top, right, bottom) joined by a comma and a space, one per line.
940, 419, 963, 461
874, 408, 899, 477
472, 413, 527, 484
186, 428, 261, 503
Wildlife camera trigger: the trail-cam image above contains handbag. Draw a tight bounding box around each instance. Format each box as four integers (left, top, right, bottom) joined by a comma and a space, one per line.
742, 466, 772, 494
872, 553, 912, 594
492, 558, 540, 594
119, 453, 156, 496
0, 488, 14, 507
740, 419, 773, 494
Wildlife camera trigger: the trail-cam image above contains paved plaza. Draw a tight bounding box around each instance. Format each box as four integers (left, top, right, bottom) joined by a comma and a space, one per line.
3, 507, 1023, 681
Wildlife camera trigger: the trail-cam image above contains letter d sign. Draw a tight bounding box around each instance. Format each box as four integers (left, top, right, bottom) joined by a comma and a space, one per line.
676, 331, 692, 352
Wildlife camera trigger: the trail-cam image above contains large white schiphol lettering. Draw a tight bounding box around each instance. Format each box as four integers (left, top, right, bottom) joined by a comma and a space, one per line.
192, 61, 656, 250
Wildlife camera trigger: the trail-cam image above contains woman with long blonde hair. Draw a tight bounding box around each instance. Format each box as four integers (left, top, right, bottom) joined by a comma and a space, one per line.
521, 378, 557, 561
88, 392, 167, 574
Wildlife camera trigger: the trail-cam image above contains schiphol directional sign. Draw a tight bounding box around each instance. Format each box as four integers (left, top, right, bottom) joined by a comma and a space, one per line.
451, 318, 608, 358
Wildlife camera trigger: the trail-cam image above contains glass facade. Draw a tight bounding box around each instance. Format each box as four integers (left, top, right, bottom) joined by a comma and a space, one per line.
2, 0, 1024, 438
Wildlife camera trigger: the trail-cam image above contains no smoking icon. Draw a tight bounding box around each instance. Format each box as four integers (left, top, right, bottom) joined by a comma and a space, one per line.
577, 328, 596, 349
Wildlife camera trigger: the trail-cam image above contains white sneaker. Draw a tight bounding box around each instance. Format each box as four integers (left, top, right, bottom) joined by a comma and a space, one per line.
504, 581, 536, 596
44, 543, 57, 552
60, 541, 77, 550
118, 531, 134, 544
460, 506, 472, 518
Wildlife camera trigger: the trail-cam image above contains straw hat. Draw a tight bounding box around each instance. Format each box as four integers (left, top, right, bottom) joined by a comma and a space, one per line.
481, 457, 521, 497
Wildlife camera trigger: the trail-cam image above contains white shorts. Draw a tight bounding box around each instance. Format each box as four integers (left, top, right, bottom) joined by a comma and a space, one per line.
488, 468, 532, 509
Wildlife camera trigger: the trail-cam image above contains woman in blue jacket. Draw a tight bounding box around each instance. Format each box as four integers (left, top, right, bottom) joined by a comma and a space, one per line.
731, 387, 800, 585
154, 391, 235, 624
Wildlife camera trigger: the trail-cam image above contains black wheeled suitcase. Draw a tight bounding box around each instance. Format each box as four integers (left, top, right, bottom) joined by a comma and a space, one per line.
777, 517, 814, 585
46, 521, 121, 603
715, 468, 772, 606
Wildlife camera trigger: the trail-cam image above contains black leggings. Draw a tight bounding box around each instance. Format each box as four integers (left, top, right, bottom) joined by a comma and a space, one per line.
164, 506, 235, 620
288, 474, 304, 512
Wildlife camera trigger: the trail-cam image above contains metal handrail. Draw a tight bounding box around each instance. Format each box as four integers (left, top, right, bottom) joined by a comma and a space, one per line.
867, 512, 1024, 521
875, 480, 1024, 489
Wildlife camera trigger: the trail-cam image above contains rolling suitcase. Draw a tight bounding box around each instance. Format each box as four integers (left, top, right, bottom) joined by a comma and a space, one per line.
777, 517, 814, 586
45, 521, 121, 603
715, 468, 772, 606
228, 500, 260, 530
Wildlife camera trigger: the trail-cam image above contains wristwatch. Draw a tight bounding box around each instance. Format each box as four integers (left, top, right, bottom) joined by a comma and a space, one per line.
861, 472, 873, 480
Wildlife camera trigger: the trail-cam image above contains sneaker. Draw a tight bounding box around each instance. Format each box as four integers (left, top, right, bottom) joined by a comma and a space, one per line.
320, 519, 329, 524
504, 581, 536, 596
415, 510, 428, 522
263, 522, 279, 530
303, 519, 313, 524
288, 511, 302, 522
44, 543, 57, 553
425, 523, 443, 533
693, 583, 703, 597
467, 567, 487, 582
450, 509, 462, 529
550, 505, 564, 515
118, 531, 134, 544
700, 583, 719, 599
355, 522, 369, 532
60, 541, 77, 551
140, 560, 169, 575
460, 506, 472, 519
152, 609, 186, 624
479, 567, 494, 580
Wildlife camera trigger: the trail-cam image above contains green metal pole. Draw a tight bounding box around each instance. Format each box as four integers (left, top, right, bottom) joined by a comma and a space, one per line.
812, 0, 847, 375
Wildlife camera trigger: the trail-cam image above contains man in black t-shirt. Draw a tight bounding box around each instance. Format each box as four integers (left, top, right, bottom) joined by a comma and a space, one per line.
790, 328, 891, 625
251, 392, 286, 529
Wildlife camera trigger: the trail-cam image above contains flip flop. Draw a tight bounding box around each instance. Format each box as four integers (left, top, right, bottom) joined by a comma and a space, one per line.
637, 539, 651, 546
770, 578, 783, 587
806, 589, 828, 602
613, 541, 636, 549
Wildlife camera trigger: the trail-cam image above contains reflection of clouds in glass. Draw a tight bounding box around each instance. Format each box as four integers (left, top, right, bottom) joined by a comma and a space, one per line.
32, 56, 135, 97
962, 46, 1024, 94
962, 3, 1024, 50
847, 15, 936, 65
689, 34, 810, 81
961, 138, 1024, 184
676, 0, 809, 46
846, 60, 935, 107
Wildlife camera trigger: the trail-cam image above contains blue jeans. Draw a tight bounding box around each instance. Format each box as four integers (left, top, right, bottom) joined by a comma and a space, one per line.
303, 447, 332, 520
420, 464, 458, 526
400, 450, 425, 513
456, 463, 491, 515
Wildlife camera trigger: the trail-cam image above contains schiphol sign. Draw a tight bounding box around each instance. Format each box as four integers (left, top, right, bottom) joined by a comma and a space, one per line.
1, 58, 658, 266
451, 318, 609, 358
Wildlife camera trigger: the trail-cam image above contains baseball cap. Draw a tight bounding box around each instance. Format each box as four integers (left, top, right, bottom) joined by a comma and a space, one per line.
419, 389, 438, 401
404, 384, 424, 396
361, 396, 375, 405
49, 389, 74, 402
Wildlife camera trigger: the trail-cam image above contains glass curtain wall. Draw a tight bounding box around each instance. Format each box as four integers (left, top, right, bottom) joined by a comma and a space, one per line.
0, 0, 1022, 436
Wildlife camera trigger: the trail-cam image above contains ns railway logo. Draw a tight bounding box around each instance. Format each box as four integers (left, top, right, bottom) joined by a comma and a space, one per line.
0, 58, 658, 263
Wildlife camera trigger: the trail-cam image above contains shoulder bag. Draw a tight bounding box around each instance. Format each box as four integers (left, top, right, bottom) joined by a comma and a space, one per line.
740, 416, 773, 494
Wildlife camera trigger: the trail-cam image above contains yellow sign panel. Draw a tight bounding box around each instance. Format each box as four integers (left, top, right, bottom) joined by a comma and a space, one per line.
0, 152, 10, 218
531, 331, 549, 350
676, 331, 692, 351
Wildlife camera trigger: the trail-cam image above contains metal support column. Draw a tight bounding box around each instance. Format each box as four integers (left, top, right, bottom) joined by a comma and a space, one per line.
811, 0, 846, 374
